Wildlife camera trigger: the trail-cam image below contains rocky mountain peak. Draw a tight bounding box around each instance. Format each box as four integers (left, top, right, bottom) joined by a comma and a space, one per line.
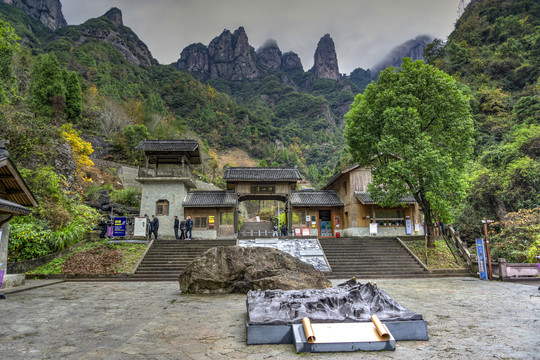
371, 35, 433, 75
103, 7, 123, 28
280, 51, 303, 72
257, 39, 282, 69
311, 34, 340, 80
178, 26, 259, 80
2, 0, 67, 30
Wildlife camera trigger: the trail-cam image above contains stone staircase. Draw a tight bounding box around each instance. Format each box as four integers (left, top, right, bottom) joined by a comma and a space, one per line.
239, 221, 274, 238
319, 237, 429, 279
132, 239, 237, 281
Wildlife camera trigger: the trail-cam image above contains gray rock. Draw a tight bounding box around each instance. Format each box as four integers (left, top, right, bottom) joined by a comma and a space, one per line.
2, 0, 67, 30
103, 7, 123, 28
310, 34, 340, 80
179, 246, 331, 294
257, 39, 282, 69
52, 140, 76, 185
371, 35, 433, 75
281, 51, 303, 72
177, 43, 209, 75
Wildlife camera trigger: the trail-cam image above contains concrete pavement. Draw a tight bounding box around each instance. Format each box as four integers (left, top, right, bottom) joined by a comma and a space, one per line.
1, 278, 539, 359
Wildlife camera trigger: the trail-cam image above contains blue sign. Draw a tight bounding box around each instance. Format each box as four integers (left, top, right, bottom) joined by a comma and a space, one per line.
476, 238, 488, 280
113, 217, 127, 237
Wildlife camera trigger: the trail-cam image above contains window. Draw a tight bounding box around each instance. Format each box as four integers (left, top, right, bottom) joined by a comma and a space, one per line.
220, 212, 234, 226
343, 180, 348, 195
372, 209, 404, 226
194, 216, 207, 229
156, 200, 169, 216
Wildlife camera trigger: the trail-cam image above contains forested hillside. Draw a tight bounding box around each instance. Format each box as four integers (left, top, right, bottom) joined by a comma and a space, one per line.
424, 0, 539, 260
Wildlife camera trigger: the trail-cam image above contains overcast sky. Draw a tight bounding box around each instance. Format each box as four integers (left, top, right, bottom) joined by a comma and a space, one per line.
61, 0, 462, 74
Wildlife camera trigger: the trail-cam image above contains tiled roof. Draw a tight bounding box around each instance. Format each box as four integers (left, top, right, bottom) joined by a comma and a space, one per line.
134, 140, 199, 152
291, 190, 343, 207
0, 197, 31, 215
354, 191, 416, 205
224, 167, 302, 181
183, 191, 237, 208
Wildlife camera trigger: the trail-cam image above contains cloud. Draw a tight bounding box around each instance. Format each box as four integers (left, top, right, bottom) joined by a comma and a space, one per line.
61, 0, 461, 73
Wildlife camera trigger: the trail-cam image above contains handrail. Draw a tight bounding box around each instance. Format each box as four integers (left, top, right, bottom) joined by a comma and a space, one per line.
447, 226, 474, 269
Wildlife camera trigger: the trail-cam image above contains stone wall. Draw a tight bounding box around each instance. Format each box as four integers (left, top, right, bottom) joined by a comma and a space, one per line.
0, 216, 10, 272
139, 180, 189, 239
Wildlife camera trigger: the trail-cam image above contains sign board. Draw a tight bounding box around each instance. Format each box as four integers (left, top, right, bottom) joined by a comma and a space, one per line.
133, 217, 147, 237
302, 228, 310, 236
251, 185, 275, 193
295, 228, 301, 236
414, 223, 420, 233
335, 216, 340, 228
113, 217, 127, 237
0, 269, 4, 290
306, 215, 311, 222
405, 219, 412, 235
209, 216, 215, 224
476, 238, 488, 280
369, 223, 378, 235
481, 219, 494, 224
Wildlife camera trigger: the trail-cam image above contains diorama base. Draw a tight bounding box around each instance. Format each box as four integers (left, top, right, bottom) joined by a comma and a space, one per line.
246, 319, 428, 345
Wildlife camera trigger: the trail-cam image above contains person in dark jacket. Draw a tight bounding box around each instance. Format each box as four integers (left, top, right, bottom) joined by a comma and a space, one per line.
179, 217, 186, 240
99, 219, 107, 238
173, 216, 179, 240
152, 215, 159, 240
185, 215, 194, 240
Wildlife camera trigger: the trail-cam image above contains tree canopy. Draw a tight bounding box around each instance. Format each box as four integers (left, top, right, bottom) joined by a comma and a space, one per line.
344, 58, 474, 245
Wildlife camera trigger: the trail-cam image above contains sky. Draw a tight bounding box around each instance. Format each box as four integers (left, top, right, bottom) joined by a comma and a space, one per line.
61, 0, 463, 74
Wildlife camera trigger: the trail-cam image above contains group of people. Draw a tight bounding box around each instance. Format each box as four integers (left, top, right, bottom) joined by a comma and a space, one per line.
173, 215, 194, 240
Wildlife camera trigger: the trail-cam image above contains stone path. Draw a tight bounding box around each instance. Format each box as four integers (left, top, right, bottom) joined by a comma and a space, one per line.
0, 278, 539, 359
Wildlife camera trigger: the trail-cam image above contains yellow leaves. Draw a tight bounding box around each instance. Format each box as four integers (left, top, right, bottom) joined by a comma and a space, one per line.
61, 124, 94, 175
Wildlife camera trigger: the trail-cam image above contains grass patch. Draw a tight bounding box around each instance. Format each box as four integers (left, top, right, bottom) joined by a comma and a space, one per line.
27, 240, 147, 275
404, 238, 468, 270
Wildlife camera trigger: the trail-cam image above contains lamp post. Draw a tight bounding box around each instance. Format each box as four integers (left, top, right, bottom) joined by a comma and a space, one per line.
482, 218, 494, 280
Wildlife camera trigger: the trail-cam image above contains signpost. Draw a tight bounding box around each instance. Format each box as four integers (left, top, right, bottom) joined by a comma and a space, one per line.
133, 217, 147, 238
482, 218, 494, 280
475, 238, 488, 280
113, 217, 127, 237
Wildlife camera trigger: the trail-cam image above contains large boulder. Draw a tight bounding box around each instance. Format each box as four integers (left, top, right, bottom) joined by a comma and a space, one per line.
179, 246, 331, 294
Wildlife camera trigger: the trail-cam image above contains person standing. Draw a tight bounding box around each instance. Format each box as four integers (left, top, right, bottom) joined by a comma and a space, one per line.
152, 215, 159, 240
180, 217, 186, 240
186, 215, 194, 240
173, 216, 179, 240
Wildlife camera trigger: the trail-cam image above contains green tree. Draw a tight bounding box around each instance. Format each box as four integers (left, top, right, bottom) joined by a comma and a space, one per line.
0, 17, 20, 104
29, 53, 66, 117
344, 58, 474, 246
64, 71, 82, 120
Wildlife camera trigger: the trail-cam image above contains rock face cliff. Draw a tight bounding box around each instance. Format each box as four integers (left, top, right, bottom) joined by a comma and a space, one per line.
371, 35, 433, 75
310, 34, 340, 80
62, 8, 156, 67
177, 27, 306, 80
178, 27, 259, 80
257, 39, 281, 69
1, 0, 66, 30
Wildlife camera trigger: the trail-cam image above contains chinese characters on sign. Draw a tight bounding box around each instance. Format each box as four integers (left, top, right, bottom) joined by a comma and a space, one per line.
476, 238, 488, 280
250, 185, 275, 193
113, 217, 127, 237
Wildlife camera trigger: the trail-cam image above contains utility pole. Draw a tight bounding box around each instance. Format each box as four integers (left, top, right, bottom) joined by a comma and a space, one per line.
482, 218, 494, 280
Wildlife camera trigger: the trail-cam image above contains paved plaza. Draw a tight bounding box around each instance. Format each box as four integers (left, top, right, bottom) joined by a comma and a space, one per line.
1, 278, 539, 359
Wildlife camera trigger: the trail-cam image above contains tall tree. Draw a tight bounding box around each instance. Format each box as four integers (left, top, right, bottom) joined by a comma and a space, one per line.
0, 17, 20, 104
344, 58, 474, 246
64, 70, 82, 120
29, 53, 66, 117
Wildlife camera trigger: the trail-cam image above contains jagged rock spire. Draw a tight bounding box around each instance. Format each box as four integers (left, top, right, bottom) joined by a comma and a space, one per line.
311, 34, 340, 80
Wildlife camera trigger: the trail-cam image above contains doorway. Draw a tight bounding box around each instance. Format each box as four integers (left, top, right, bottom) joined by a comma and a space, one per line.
319, 210, 332, 237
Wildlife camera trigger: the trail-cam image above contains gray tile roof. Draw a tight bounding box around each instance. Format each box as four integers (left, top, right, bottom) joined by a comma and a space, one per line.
354, 191, 416, 205
183, 191, 237, 208
0, 197, 31, 215
134, 140, 198, 152
291, 190, 343, 207
224, 167, 302, 181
